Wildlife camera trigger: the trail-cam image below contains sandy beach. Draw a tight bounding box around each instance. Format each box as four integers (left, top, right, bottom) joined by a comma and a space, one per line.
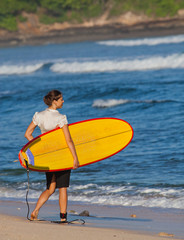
0, 200, 183, 240
0, 213, 182, 240
0, 213, 172, 240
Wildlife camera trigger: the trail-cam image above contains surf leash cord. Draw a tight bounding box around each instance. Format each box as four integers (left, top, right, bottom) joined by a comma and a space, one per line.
24, 160, 85, 225
25, 160, 31, 221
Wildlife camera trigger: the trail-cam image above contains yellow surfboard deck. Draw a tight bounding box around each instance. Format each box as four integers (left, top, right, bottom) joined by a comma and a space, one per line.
19, 118, 133, 172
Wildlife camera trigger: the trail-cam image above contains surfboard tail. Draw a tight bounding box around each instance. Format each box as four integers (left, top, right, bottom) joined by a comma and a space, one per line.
18, 151, 25, 168
19, 149, 35, 169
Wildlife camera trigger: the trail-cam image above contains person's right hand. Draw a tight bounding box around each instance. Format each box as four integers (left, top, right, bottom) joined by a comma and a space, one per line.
73, 158, 79, 169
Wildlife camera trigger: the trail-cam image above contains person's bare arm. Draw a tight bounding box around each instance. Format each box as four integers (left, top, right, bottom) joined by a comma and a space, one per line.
24, 121, 37, 141
62, 124, 79, 169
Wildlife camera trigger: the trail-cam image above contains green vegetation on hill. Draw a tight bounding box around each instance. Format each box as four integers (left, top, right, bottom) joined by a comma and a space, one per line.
0, 0, 184, 31
0, 0, 37, 31
110, 0, 184, 18
39, 0, 104, 25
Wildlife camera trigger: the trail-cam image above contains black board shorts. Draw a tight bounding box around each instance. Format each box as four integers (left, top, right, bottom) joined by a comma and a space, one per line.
46, 170, 71, 189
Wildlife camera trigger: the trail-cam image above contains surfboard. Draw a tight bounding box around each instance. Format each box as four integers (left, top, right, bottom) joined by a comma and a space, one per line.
19, 118, 133, 172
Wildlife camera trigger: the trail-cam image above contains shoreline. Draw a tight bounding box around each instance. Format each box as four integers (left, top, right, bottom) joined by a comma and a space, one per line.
1, 213, 181, 240
0, 199, 184, 239
0, 19, 184, 48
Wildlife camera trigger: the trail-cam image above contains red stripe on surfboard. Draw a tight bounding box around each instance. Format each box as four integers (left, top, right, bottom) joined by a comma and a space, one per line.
19, 117, 134, 172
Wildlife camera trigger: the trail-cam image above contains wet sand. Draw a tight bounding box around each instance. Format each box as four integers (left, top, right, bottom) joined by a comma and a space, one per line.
0, 213, 177, 240
0, 200, 183, 239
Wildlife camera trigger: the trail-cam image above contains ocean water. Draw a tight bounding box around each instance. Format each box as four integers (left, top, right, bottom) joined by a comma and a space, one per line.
0, 34, 183, 210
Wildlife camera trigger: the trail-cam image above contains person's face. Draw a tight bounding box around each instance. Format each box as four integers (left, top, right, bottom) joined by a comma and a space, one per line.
55, 95, 64, 108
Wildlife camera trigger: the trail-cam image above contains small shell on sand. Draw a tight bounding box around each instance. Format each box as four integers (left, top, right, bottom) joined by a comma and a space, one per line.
158, 232, 174, 237
68, 210, 78, 214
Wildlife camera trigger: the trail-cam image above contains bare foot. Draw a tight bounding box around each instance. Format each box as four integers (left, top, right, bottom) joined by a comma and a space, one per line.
30, 210, 38, 220
60, 218, 67, 222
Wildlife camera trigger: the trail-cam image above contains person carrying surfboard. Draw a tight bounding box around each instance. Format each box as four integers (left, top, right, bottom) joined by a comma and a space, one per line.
24, 89, 79, 222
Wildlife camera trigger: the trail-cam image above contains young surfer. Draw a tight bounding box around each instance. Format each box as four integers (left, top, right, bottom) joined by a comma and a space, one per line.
24, 89, 79, 222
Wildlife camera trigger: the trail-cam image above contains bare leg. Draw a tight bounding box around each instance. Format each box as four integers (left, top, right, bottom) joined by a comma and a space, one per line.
59, 187, 68, 221
31, 174, 56, 220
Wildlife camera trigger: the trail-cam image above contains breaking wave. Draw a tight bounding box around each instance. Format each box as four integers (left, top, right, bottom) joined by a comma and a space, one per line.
69, 184, 184, 209
97, 34, 184, 47
1, 184, 183, 209
50, 54, 184, 73
0, 63, 44, 75
0, 53, 184, 75
92, 99, 171, 108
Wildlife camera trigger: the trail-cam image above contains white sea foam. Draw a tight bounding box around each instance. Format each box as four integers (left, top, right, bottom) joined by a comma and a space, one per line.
68, 185, 184, 209
0, 90, 15, 97
92, 99, 169, 108
0, 63, 43, 75
68, 184, 184, 209
98, 34, 184, 46
50, 54, 184, 73
93, 99, 129, 108
68, 195, 184, 209
0, 185, 184, 209
68, 187, 184, 209
72, 183, 97, 190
